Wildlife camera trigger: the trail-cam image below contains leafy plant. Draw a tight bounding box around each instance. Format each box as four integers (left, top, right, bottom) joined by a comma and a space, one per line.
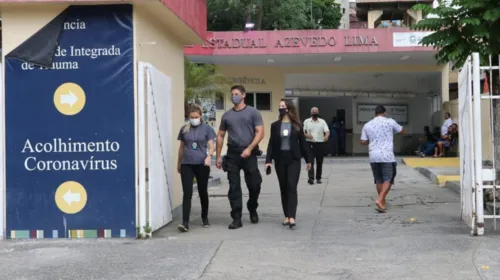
143, 221, 152, 238
184, 57, 231, 118
135, 226, 142, 239
411, 0, 500, 68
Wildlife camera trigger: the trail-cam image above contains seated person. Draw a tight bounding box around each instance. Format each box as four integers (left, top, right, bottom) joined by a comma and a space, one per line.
416, 126, 436, 156
434, 123, 458, 157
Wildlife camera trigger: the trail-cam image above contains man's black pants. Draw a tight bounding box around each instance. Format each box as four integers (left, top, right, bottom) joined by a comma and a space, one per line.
180, 164, 210, 223
308, 142, 325, 180
226, 152, 262, 219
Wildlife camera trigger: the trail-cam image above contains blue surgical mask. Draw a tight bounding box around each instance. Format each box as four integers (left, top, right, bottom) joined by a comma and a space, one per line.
231, 95, 243, 105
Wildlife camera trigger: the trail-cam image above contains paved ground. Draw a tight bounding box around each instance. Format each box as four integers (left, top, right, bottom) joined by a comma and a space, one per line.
2, 160, 500, 280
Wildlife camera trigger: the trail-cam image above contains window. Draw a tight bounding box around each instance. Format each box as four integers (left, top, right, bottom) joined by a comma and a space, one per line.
215, 94, 225, 110
245, 92, 272, 111
430, 95, 441, 114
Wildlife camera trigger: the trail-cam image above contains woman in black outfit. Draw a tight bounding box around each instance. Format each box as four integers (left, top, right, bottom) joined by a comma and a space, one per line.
265, 99, 312, 228
176, 105, 216, 232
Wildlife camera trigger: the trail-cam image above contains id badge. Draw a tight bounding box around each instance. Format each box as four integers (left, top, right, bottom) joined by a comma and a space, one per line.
191, 142, 198, 150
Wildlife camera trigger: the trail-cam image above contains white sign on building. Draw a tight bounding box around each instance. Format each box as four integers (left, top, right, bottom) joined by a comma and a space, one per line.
357, 104, 408, 124
393, 32, 433, 47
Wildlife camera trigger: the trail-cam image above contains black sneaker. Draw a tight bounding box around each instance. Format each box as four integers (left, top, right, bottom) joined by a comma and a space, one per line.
250, 212, 259, 224
308, 179, 314, 185
316, 179, 322, 184
177, 223, 189, 232
228, 219, 242, 230
202, 217, 210, 228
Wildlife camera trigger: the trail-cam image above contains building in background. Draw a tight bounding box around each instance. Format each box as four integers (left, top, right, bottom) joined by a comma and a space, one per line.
336, 0, 351, 29
351, 0, 432, 28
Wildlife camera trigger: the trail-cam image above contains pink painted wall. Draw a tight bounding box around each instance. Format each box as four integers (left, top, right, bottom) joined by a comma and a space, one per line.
161, 0, 207, 39
0, 0, 207, 39
184, 28, 433, 56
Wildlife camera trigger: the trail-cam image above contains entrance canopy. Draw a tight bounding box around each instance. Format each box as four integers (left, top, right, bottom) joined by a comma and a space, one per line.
184, 28, 443, 157
184, 29, 436, 66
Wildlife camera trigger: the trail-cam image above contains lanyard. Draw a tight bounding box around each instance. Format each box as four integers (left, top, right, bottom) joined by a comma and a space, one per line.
190, 125, 200, 143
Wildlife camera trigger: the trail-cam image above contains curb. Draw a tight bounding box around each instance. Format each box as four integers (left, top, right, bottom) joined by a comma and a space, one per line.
415, 166, 460, 193
445, 180, 460, 195
415, 167, 441, 185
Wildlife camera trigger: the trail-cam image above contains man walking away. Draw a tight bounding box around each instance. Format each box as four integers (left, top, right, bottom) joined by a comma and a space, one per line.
216, 85, 265, 230
303, 107, 329, 185
360, 105, 404, 213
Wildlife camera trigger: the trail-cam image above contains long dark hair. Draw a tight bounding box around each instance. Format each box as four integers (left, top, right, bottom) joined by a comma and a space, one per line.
279, 99, 301, 131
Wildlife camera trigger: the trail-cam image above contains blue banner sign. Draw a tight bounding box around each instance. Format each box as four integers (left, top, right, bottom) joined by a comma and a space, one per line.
5, 4, 135, 238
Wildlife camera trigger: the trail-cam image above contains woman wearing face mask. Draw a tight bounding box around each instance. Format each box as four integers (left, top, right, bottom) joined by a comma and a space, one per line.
265, 99, 312, 228
177, 105, 217, 232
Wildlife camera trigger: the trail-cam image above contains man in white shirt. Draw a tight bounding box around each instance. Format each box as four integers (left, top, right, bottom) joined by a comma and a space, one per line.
440, 112, 453, 137
360, 105, 404, 213
304, 107, 329, 185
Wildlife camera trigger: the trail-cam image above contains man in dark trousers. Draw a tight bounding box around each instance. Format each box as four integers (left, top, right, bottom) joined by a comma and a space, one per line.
303, 107, 329, 184
216, 85, 265, 229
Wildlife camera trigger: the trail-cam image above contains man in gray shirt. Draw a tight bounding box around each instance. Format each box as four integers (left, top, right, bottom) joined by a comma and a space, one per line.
216, 85, 265, 230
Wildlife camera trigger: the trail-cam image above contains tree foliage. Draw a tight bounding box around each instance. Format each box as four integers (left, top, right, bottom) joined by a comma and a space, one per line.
184, 57, 231, 117
412, 0, 500, 68
208, 0, 342, 31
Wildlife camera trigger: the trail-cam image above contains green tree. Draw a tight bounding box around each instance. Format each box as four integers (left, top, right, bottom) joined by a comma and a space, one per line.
184, 57, 231, 118
412, 0, 500, 190
412, 0, 500, 68
310, 0, 343, 29
207, 0, 342, 31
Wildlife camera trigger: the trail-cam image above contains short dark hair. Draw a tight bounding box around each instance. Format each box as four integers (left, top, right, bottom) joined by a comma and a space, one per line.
375, 105, 386, 115
231, 85, 246, 93
445, 112, 451, 117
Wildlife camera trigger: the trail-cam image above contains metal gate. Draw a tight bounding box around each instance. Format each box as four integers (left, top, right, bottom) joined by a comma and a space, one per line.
460, 53, 499, 236
458, 57, 476, 233
137, 62, 174, 237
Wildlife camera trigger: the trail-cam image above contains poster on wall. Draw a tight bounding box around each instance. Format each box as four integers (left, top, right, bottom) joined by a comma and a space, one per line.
4, 4, 135, 238
357, 104, 408, 124
188, 97, 218, 135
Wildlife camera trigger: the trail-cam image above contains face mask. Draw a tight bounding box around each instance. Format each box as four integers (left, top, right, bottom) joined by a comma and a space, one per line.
231, 95, 243, 105
279, 108, 287, 117
190, 118, 201, 127
312, 113, 319, 119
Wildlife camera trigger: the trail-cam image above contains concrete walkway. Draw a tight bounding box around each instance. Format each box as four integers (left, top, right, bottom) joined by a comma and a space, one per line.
1, 160, 500, 279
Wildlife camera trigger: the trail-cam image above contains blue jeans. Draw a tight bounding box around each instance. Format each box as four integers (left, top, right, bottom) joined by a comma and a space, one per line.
422, 143, 436, 156
418, 142, 427, 153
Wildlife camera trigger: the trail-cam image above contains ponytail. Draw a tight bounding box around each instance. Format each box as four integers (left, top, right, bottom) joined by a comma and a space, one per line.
183, 122, 191, 134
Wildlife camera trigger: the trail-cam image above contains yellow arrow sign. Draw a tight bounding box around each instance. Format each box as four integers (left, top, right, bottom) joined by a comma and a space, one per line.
55, 181, 88, 214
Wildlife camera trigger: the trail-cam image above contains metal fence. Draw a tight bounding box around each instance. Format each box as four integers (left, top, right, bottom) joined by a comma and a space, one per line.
460, 53, 500, 235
